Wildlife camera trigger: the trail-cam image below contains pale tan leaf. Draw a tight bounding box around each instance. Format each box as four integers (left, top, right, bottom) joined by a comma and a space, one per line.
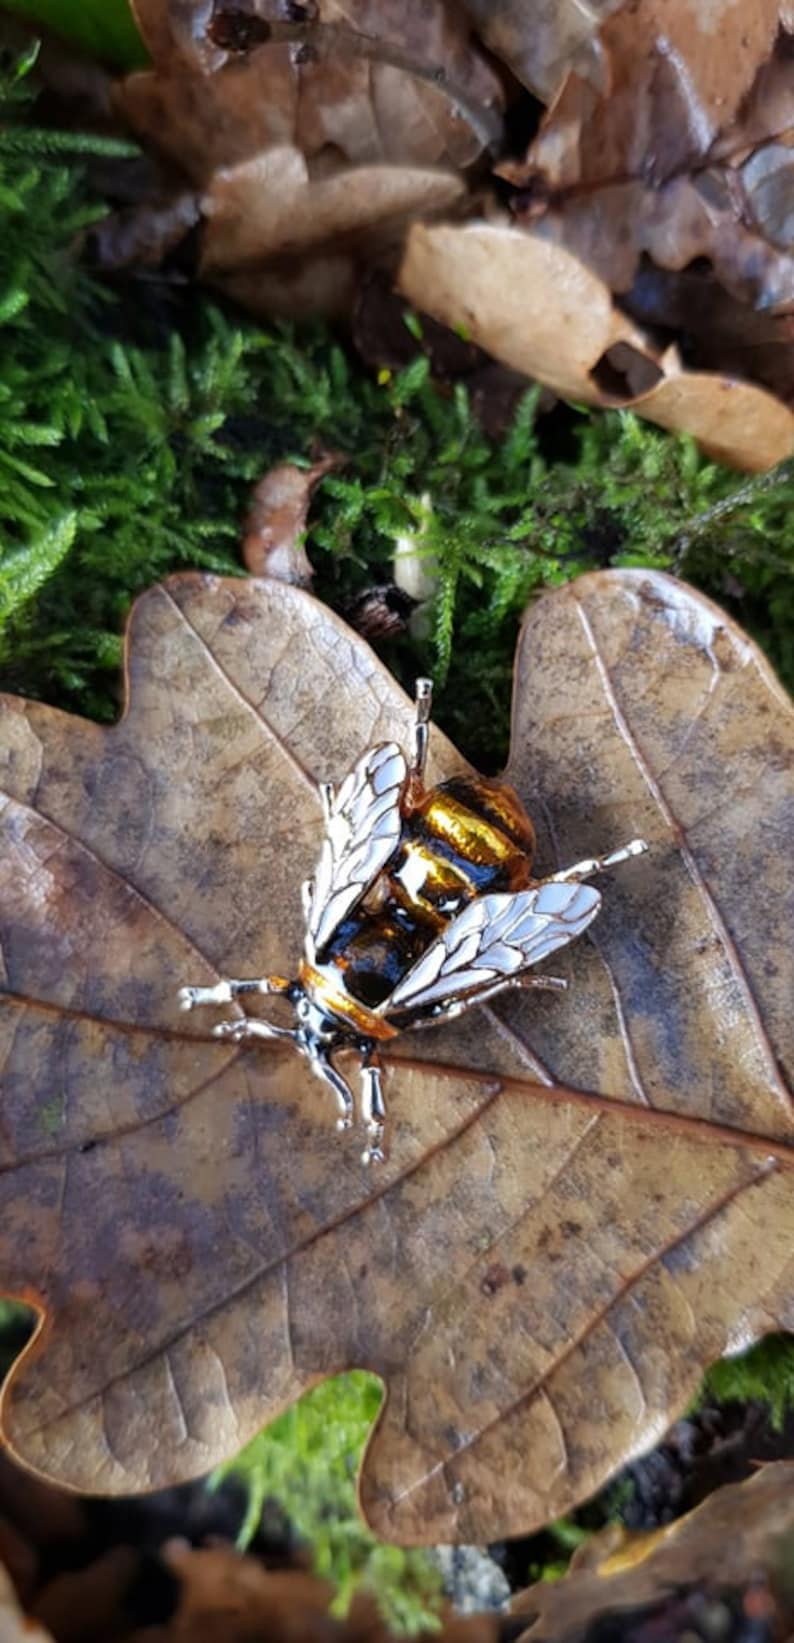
200, 150, 465, 270
398, 222, 659, 402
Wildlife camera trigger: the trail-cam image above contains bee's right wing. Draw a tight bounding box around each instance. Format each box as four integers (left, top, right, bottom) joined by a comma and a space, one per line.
382, 879, 602, 1015
307, 742, 407, 957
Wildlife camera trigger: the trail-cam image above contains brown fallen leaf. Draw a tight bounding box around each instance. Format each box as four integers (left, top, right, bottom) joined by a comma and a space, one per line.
458, 0, 624, 104
0, 1442, 498, 1643
101, 0, 794, 442
525, 0, 784, 192
624, 263, 794, 409
119, 3, 503, 177
200, 151, 466, 273
241, 454, 342, 584
510, 1461, 794, 1641
492, 5, 794, 406
513, 170, 794, 312
126, 1547, 502, 1643
115, 3, 499, 317
0, 1562, 53, 1643
399, 222, 794, 469
1, 570, 793, 1544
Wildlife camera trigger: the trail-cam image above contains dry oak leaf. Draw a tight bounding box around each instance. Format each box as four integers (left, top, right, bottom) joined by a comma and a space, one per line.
525, 0, 786, 193
510, 1461, 794, 1641
399, 222, 794, 470
1, 570, 794, 1544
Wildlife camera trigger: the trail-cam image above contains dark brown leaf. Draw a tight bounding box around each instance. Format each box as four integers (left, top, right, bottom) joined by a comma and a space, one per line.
525, 0, 784, 192
86, 193, 201, 271
120, 1, 503, 177
1, 571, 793, 1545
511, 1462, 794, 1642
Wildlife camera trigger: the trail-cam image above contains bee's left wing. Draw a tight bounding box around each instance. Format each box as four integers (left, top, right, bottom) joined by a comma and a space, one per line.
381, 880, 601, 1015
307, 742, 407, 957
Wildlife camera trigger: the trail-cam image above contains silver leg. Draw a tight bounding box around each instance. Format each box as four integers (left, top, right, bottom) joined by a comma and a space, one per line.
549, 838, 648, 885
410, 677, 433, 785
360, 1051, 386, 1166
212, 1017, 297, 1043
178, 975, 290, 1012
307, 1052, 354, 1130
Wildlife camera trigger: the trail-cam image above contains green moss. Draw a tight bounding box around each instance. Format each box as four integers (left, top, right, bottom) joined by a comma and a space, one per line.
212, 1372, 443, 1633
1, 0, 147, 69
2, 53, 794, 767
0, 1298, 35, 1381
697, 1333, 794, 1429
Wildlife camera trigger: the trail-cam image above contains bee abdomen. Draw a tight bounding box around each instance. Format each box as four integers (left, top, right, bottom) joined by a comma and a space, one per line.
392, 774, 535, 912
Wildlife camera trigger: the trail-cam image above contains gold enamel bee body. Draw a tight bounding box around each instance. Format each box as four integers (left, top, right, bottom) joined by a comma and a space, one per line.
179, 680, 647, 1163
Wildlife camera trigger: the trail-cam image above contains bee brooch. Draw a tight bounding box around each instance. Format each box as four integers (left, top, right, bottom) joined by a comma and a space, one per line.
179, 680, 647, 1164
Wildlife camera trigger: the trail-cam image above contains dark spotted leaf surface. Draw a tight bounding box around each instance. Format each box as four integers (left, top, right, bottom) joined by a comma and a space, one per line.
1, 571, 793, 1543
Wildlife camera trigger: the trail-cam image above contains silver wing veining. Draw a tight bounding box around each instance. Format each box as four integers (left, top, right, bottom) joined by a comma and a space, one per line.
307, 741, 407, 958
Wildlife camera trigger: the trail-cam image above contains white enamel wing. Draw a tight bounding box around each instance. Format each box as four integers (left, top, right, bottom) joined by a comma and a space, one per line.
381, 879, 602, 1015
307, 742, 407, 957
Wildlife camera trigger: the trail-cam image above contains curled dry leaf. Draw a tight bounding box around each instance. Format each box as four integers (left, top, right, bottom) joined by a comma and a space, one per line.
1, 570, 793, 1542
240, 454, 342, 584
399, 222, 794, 469
511, 1462, 794, 1642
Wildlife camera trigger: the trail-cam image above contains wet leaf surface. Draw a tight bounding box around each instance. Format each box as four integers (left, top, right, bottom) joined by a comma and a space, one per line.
1, 571, 793, 1542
